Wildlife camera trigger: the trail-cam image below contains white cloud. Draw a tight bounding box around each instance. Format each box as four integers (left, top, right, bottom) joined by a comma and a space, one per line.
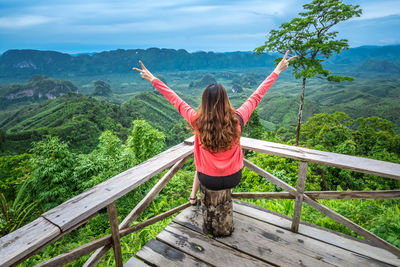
0, 0, 398, 53
352, 0, 400, 20
0, 15, 54, 29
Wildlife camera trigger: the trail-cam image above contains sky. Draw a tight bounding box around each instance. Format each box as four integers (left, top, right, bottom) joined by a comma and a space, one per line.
0, 0, 399, 54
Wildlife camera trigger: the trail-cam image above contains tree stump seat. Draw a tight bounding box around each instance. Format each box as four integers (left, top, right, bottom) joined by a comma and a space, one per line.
200, 184, 234, 237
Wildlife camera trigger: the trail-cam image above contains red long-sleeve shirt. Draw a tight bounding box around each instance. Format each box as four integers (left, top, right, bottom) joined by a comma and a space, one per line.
152, 71, 279, 176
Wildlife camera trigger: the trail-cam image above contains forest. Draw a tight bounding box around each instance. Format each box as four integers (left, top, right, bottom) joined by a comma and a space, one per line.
0, 45, 400, 266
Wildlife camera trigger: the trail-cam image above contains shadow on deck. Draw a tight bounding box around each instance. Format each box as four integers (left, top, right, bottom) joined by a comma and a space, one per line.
134, 200, 400, 267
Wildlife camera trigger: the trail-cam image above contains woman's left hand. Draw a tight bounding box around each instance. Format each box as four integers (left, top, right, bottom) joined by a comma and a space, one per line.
273, 50, 297, 75
133, 61, 156, 82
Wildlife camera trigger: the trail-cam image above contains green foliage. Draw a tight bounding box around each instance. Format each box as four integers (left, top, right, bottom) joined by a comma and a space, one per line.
92, 80, 113, 97
121, 92, 185, 132
298, 112, 400, 190
189, 73, 217, 88
0, 153, 32, 199
243, 109, 264, 139
255, 0, 362, 144
1, 93, 125, 154
353, 116, 397, 155
0, 89, 192, 155
0, 180, 38, 236
0, 75, 77, 109
0, 129, 5, 149
126, 120, 166, 163
165, 119, 192, 147
29, 136, 78, 210
75, 130, 133, 191
301, 112, 353, 150
255, 0, 362, 81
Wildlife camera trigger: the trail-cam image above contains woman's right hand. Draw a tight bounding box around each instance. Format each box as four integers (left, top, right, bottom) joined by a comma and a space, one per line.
273, 50, 297, 75
133, 61, 156, 82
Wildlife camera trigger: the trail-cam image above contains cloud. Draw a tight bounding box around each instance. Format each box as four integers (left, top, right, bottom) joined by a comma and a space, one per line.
336, 14, 400, 47
0, 0, 398, 53
352, 0, 400, 20
0, 15, 54, 29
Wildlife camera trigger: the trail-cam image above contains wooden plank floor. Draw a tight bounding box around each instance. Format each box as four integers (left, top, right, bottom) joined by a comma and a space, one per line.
135, 201, 400, 267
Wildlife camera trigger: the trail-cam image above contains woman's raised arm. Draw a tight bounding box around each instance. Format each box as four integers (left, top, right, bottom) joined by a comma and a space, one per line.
236, 50, 296, 125
133, 61, 197, 127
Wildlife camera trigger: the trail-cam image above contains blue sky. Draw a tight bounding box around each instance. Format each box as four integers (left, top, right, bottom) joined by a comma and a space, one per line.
0, 0, 399, 54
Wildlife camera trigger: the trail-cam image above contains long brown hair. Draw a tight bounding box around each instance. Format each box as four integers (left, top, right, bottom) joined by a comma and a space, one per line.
194, 83, 240, 153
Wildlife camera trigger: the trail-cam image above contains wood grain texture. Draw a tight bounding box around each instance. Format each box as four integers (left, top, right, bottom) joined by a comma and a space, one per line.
42, 142, 193, 232
184, 135, 195, 145
244, 159, 400, 258
107, 202, 123, 267
243, 159, 298, 196
0, 217, 60, 267
11, 212, 98, 267
82, 245, 110, 267
175, 207, 395, 267
232, 190, 400, 199
118, 202, 191, 239
84, 155, 191, 267
187, 136, 400, 179
173, 208, 336, 267
302, 194, 400, 257
200, 185, 233, 237
241, 137, 400, 180
34, 235, 112, 267
291, 161, 308, 232
125, 256, 151, 267
233, 202, 400, 266
157, 222, 273, 267
120, 155, 191, 229
136, 238, 211, 267
36, 203, 191, 267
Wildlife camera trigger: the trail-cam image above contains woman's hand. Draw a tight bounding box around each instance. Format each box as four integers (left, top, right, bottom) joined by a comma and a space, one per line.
273, 50, 297, 75
133, 61, 156, 82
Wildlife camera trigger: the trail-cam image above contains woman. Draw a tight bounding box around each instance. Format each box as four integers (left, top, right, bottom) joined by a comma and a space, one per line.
133, 50, 295, 205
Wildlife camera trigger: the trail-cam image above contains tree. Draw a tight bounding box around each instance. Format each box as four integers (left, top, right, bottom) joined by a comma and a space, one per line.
255, 0, 362, 145
301, 112, 353, 150
29, 136, 78, 210
75, 130, 134, 191
243, 109, 264, 139
126, 119, 166, 163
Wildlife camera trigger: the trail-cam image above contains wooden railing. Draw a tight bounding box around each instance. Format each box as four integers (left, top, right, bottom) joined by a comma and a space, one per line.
0, 136, 399, 266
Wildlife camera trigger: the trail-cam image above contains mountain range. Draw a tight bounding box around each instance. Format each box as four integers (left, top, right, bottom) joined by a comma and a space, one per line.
1, 45, 400, 79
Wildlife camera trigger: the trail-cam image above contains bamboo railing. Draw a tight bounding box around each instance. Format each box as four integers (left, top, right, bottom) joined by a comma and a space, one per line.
0, 136, 399, 266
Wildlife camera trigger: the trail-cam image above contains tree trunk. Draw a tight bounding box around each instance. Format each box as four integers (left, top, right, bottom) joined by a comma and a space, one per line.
296, 77, 307, 146
200, 185, 234, 237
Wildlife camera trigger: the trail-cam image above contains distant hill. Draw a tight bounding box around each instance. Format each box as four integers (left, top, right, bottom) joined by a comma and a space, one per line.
92, 80, 113, 97
0, 90, 190, 154
1, 45, 399, 79
0, 48, 276, 78
0, 75, 78, 109
357, 59, 400, 73
328, 45, 400, 64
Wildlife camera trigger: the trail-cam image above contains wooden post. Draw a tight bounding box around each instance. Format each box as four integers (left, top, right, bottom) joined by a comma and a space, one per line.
244, 158, 400, 257
200, 185, 234, 237
291, 161, 308, 232
107, 202, 123, 267
84, 155, 191, 266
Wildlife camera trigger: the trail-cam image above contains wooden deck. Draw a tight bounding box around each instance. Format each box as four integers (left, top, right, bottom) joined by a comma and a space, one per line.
134, 200, 400, 267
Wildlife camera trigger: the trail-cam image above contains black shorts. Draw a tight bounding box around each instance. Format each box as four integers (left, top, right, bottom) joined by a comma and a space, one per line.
198, 168, 242, 190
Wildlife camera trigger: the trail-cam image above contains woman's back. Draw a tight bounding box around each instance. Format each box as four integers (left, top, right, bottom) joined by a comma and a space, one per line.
150, 71, 279, 176
133, 51, 296, 201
